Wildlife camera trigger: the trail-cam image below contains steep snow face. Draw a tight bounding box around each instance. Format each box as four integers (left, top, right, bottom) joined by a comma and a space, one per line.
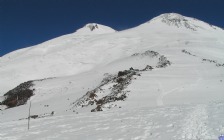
75, 23, 116, 35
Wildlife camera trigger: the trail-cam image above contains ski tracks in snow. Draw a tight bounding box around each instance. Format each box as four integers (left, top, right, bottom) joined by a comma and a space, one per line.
156, 83, 181, 106
155, 73, 202, 106
179, 104, 216, 140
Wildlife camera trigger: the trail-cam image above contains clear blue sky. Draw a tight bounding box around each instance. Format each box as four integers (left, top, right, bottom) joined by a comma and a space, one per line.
0, 0, 223, 56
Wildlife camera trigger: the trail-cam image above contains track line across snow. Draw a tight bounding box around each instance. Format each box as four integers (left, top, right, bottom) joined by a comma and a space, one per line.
180, 104, 215, 140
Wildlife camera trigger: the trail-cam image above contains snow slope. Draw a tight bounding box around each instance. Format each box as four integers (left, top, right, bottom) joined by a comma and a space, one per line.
0, 23, 116, 94
0, 13, 224, 139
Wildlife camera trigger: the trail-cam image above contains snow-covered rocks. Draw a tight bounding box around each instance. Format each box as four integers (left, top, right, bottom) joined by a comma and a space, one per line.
148, 13, 222, 31
158, 13, 198, 31
71, 50, 171, 112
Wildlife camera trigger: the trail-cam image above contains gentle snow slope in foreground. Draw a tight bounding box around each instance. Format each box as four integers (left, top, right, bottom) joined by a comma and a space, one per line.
0, 13, 224, 140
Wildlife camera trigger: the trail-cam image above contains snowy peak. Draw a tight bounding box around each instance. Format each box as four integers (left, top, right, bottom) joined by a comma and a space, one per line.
159, 13, 186, 20
75, 23, 116, 35
160, 13, 197, 31
148, 13, 219, 31
86, 23, 99, 31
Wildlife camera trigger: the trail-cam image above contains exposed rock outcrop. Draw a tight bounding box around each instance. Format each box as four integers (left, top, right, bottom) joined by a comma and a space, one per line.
2, 81, 34, 108
71, 50, 172, 112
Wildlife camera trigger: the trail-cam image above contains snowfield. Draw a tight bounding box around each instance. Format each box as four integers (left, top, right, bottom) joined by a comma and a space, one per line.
1, 102, 224, 140
0, 13, 224, 139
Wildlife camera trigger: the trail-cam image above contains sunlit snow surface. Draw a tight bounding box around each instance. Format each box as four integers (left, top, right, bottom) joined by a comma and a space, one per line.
0, 13, 224, 139
1, 103, 224, 140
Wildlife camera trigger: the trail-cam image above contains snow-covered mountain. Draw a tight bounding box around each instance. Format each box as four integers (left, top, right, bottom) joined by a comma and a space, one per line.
75, 23, 116, 35
0, 23, 116, 94
0, 13, 224, 139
